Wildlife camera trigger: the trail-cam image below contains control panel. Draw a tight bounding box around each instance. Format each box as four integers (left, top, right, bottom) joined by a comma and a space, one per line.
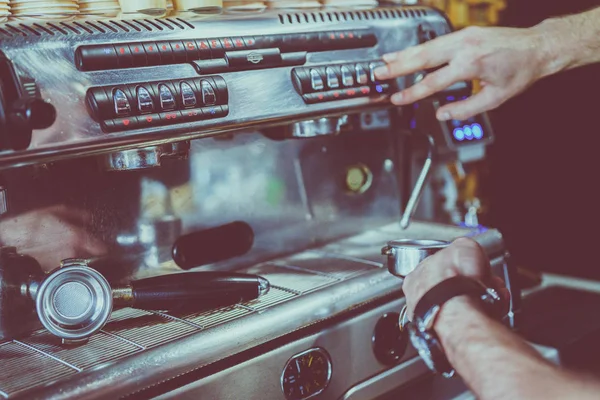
292, 60, 391, 104
75, 29, 376, 73
439, 94, 491, 145
86, 76, 228, 132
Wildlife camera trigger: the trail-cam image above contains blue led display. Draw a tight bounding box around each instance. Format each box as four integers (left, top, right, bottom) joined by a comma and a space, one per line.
452, 123, 484, 142
375, 84, 383, 93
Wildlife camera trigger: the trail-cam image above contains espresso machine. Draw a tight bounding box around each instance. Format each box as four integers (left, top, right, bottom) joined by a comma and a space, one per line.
0, 5, 563, 399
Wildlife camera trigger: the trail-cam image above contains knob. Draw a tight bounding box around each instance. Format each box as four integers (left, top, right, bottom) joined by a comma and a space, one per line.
0, 55, 57, 151
372, 312, 408, 366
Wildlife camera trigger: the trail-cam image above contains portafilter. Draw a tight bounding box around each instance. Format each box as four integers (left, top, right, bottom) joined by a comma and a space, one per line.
0, 247, 269, 344
381, 239, 449, 278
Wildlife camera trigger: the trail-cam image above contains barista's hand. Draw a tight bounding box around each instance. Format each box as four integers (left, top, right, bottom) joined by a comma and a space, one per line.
402, 237, 510, 321
374, 26, 553, 121
0, 205, 107, 272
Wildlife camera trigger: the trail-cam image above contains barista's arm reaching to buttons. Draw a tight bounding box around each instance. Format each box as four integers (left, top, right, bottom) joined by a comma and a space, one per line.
402, 238, 600, 400
374, 7, 600, 122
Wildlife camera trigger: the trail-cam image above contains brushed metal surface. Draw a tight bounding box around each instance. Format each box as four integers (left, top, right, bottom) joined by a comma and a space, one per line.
0, 6, 451, 169
0, 222, 507, 399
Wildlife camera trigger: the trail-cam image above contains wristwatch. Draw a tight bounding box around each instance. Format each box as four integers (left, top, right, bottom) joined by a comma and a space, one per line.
406, 276, 501, 378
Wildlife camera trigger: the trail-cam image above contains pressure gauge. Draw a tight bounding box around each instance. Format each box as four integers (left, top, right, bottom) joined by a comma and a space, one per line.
281, 348, 332, 400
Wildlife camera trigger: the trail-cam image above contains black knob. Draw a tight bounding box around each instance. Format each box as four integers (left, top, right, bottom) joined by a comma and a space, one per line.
172, 221, 255, 270
372, 312, 409, 366
22, 98, 56, 130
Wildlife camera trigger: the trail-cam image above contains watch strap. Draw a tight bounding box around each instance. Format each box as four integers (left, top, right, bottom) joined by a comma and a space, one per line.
413, 275, 490, 322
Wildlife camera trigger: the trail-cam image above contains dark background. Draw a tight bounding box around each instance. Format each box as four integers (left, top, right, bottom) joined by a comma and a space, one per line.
486, 0, 600, 279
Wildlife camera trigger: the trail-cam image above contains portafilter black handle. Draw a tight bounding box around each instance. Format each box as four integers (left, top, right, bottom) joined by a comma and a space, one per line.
113, 271, 269, 310
172, 221, 255, 270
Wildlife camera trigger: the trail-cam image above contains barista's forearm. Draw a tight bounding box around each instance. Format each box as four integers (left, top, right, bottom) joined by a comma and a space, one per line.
435, 297, 600, 400
534, 6, 600, 77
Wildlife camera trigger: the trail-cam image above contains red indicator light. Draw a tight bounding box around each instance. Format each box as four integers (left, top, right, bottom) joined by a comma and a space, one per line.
187, 42, 195, 49
175, 44, 181, 49
162, 45, 168, 50
134, 47, 140, 53
247, 39, 255, 45
329, 33, 335, 40
118, 47, 125, 54
148, 45, 154, 51
200, 42, 208, 49
317, 94, 324, 100
333, 92, 340, 98
339, 33, 345, 39
211, 40, 218, 47
360, 88, 369, 94
348, 33, 354, 38
122, 119, 130, 126
146, 116, 153, 122
235, 39, 243, 46
347, 90, 356, 96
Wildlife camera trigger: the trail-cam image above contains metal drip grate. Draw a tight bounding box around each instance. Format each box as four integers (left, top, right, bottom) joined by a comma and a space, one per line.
243, 263, 340, 294
103, 308, 200, 349
0, 342, 76, 397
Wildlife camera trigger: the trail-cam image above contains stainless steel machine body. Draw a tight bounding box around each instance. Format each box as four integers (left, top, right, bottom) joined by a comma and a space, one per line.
0, 7, 508, 399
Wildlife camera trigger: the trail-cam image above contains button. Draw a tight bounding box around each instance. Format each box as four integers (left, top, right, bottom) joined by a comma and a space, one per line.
159, 111, 182, 124
142, 42, 161, 65
355, 64, 368, 85
210, 76, 229, 104
225, 48, 282, 69
281, 52, 307, 67
291, 68, 312, 94
136, 86, 154, 113
169, 41, 187, 63
325, 67, 340, 89
86, 87, 113, 120
114, 44, 134, 68
207, 38, 224, 57
113, 116, 138, 131
342, 87, 359, 99
180, 82, 197, 107
113, 89, 132, 116
200, 80, 217, 106
158, 84, 176, 110
373, 83, 390, 94
195, 39, 212, 59
358, 86, 371, 96
341, 66, 354, 86
202, 105, 228, 118
309, 69, 324, 91
100, 119, 115, 132
243, 37, 257, 49
220, 38, 235, 51
353, 29, 378, 47
369, 62, 385, 82
75, 45, 119, 71
136, 113, 160, 128
128, 43, 147, 67
232, 37, 245, 49
192, 59, 229, 75
157, 41, 174, 64
302, 92, 330, 104
181, 107, 204, 122
183, 40, 200, 61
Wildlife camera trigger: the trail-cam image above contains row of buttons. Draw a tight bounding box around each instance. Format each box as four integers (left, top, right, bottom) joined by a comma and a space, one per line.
87, 76, 227, 121
303, 84, 390, 104
292, 61, 386, 95
102, 105, 229, 133
76, 29, 376, 71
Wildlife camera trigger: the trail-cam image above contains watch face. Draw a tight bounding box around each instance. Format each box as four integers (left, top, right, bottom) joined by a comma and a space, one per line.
408, 324, 436, 372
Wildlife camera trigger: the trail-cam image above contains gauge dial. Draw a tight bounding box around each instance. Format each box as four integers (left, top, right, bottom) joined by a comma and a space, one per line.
281, 348, 332, 400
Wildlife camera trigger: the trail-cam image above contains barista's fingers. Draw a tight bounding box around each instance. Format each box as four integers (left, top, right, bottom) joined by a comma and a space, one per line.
375, 35, 457, 80
389, 65, 468, 105
436, 86, 506, 121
